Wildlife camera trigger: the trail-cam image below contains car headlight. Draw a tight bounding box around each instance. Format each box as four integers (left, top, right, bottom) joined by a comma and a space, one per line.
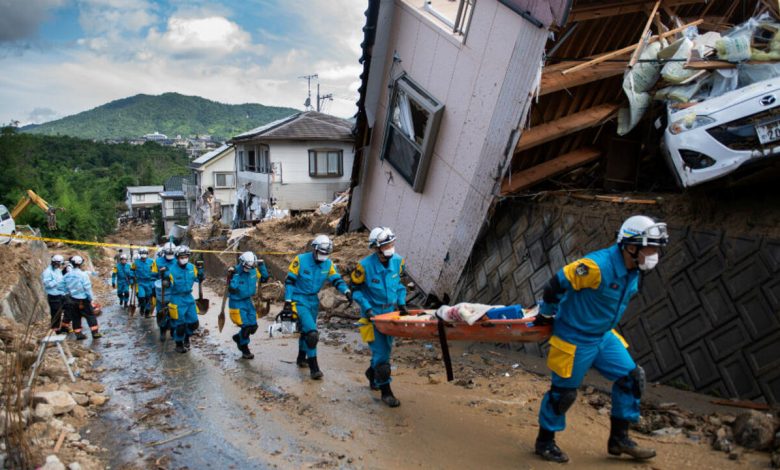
669, 114, 715, 135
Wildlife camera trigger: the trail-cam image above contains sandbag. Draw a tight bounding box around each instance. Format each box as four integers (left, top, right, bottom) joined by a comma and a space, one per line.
661, 38, 698, 84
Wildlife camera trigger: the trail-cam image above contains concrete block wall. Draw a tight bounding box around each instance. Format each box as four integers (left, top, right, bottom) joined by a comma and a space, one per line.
455, 201, 780, 403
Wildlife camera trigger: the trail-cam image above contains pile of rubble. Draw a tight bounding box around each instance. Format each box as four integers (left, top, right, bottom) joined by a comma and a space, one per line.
0, 314, 109, 470
582, 384, 780, 466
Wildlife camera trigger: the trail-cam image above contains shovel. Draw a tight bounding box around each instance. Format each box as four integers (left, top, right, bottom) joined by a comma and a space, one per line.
217, 271, 231, 333
196, 281, 209, 314
156, 272, 169, 326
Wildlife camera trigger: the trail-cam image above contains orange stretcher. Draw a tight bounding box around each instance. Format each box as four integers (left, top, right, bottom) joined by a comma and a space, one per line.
372, 310, 551, 382
372, 310, 551, 342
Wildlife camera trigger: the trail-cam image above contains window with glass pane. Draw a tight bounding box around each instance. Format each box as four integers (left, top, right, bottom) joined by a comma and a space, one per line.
309, 149, 343, 177
381, 74, 444, 192
214, 172, 234, 188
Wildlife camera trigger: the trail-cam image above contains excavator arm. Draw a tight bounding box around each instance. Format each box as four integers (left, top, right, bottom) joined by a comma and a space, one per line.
11, 190, 62, 230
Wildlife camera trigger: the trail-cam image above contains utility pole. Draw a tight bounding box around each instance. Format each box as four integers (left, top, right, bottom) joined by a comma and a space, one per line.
299, 74, 318, 111
316, 83, 333, 113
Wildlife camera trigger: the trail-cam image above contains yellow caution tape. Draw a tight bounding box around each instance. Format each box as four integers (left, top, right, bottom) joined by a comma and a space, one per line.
7, 233, 295, 256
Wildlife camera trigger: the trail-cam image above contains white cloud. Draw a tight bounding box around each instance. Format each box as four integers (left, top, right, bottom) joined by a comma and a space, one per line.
78, 0, 157, 36
147, 16, 254, 58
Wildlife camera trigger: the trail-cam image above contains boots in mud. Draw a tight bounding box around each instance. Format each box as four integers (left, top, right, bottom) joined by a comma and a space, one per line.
92, 331, 102, 339
607, 417, 656, 460
535, 428, 569, 463
175, 341, 187, 353
307, 357, 323, 380
159, 327, 168, 342
379, 384, 400, 407
184, 335, 191, 350
296, 349, 307, 368
239, 344, 254, 360
365, 367, 379, 390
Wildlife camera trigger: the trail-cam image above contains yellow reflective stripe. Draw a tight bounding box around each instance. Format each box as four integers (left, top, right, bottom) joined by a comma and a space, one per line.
351, 263, 366, 284
6, 233, 294, 255
547, 336, 577, 379
400, 258, 405, 275
562, 258, 601, 290
328, 263, 337, 276
612, 329, 629, 348
288, 256, 300, 276
112, 267, 117, 273
193, 266, 199, 277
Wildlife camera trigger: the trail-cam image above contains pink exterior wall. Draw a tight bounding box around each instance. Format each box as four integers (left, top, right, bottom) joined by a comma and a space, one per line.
358, 0, 551, 299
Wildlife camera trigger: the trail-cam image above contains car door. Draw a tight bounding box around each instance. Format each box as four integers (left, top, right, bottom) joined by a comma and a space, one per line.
0, 205, 16, 244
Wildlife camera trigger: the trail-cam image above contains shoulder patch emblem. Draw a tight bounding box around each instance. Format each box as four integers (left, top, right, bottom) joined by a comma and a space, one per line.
575, 263, 589, 277
292, 259, 299, 268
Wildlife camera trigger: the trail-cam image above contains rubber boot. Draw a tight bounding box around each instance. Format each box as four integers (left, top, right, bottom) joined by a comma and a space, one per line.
307, 357, 323, 380
159, 328, 167, 342
240, 344, 254, 360
175, 341, 187, 353
75, 332, 87, 341
184, 336, 191, 350
379, 384, 400, 407
232, 333, 242, 352
535, 428, 569, 463
296, 349, 307, 368
92, 331, 102, 339
608, 417, 656, 460
365, 367, 379, 390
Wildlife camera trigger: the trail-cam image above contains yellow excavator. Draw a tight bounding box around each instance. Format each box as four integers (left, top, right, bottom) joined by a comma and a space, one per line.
11, 190, 62, 230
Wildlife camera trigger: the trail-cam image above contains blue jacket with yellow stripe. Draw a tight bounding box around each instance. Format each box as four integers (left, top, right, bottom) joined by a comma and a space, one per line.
350, 252, 406, 316
229, 262, 269, 300
546, 245, 639, 341
284, 252, 348, 300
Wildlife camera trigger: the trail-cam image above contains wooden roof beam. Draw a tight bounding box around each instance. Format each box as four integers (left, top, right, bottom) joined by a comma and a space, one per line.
515, 103, 620, 153
501, 148, 602, 195
569, 0, 705, 22
541, 60, 627, 95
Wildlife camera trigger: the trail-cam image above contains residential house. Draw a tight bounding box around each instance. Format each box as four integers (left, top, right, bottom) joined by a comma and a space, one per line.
231, 111, 354, 223
160, 175, 192, 236
185, 144, 236, 225
348, 0, 567, 300
125, 186, 164, 220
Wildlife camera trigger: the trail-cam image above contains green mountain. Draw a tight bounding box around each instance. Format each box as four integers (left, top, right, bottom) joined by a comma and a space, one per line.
22, 92, 300, 140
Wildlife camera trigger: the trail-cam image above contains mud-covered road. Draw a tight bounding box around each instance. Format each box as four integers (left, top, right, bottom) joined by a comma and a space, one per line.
79, 283, 767, 469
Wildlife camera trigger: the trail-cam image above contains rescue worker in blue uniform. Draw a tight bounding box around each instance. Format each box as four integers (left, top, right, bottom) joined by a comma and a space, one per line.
351, 227, 407, 408
63, 255, 102, 340
111, 253, 134, 308
282, 235, 351, 380
534, 215, 668, 463
132, 248, 155, 317
228, 251, 270, 359
42, 254, 67, 333
162, 246, 204, 353
152, 242, 177, 340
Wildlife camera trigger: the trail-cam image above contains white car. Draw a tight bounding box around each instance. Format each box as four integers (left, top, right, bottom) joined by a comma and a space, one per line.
0, 205, 16, 244
663, 76, 780, 187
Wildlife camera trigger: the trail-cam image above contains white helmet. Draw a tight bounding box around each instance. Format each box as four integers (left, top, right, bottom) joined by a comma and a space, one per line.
617, 216, 669, 247
369, 227, 396, 248
162, 242, 176, 256
71, 255, 84, 267
311, 235, 333, 255
119, 254, 128, 261
51, 254, 64, 264
239, 251, 257, 268
176, 245, 192, 258
139, 248, 149, 257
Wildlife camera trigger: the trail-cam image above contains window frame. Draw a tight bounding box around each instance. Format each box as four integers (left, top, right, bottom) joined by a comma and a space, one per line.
380, 73, 444, 193
308, 149, 344, 178
213, 171, 235, 189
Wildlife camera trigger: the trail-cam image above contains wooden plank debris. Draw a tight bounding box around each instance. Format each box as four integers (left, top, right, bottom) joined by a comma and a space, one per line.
628, 1, 662, 68
501, 148, 602, 194
561, 20, 703, 76
515, 103, 620, 152
541, 60, 628, 95
569, 0, 705, 22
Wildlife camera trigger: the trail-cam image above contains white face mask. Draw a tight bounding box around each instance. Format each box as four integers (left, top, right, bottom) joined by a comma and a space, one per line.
243, 265, 251, 272
639, 253, 659, 271
315, 252, 329, 262
381, 247, 395, 258
165, 254, 174, 261
178, 257, 189, 266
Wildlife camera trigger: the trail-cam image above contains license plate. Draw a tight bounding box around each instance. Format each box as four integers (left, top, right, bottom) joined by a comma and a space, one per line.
756, 117, 780, 144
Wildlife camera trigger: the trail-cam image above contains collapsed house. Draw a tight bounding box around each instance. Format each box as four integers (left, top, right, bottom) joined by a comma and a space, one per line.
349, 0, 780, 403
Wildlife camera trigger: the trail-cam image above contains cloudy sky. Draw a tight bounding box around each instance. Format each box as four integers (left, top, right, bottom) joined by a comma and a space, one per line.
0, 0, 366, 126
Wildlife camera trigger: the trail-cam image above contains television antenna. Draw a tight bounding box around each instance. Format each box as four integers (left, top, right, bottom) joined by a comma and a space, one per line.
299, 74, 318, 110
